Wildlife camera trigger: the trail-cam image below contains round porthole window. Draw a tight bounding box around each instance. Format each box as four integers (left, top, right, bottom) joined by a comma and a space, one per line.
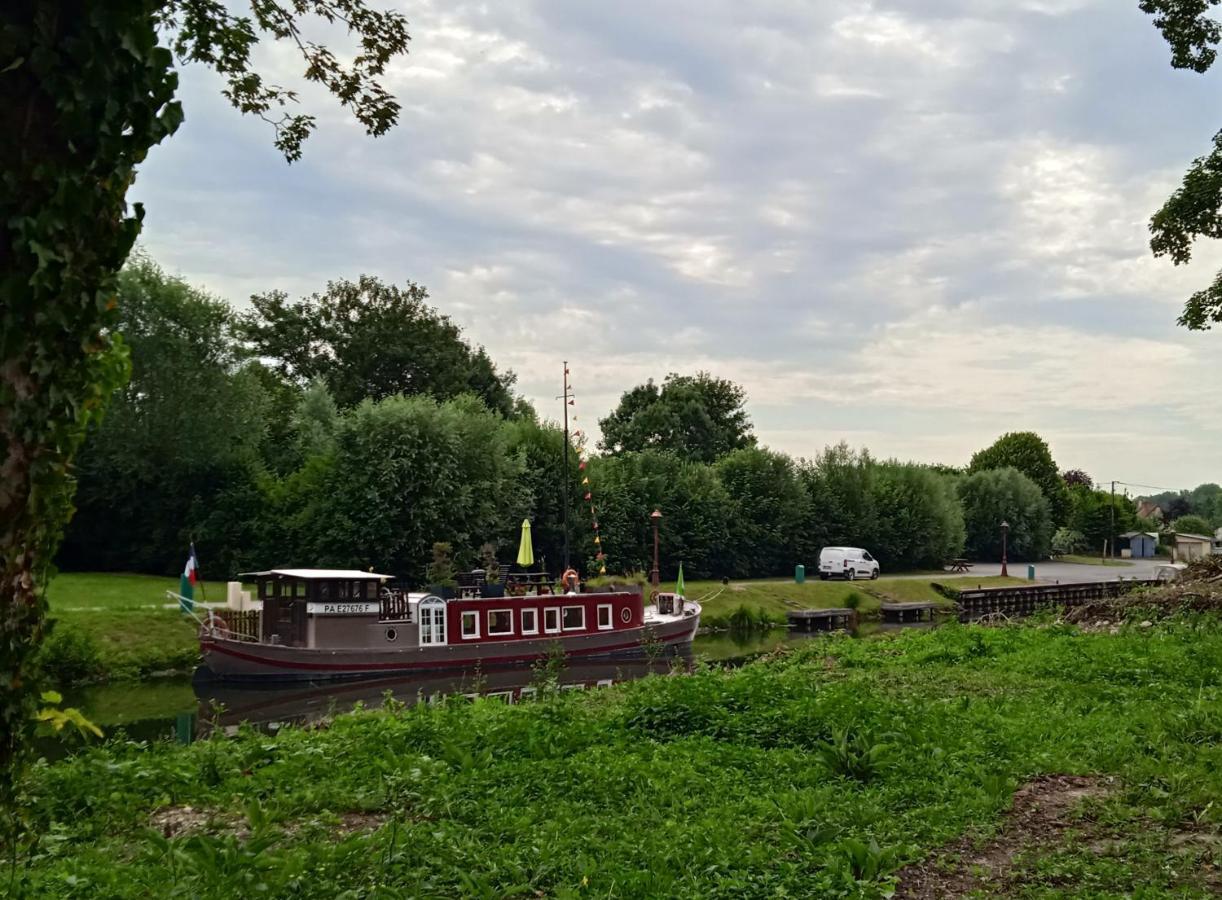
620, 607, 632, 623
385, 627, 398, 642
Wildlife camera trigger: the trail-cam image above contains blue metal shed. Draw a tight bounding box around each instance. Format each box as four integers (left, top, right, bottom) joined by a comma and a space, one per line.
1120, 532, 1157, 558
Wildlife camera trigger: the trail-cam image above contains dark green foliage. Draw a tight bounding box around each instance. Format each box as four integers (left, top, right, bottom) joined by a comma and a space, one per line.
162, 1, 411, 161
1, 0, 410, 825
598, 371, 755, 463
716, 448, 810, 577
425, 542, 456, 588
1, 0, 181, 827
59, 256, 272, 576
1172, 513, 1213, 536
958, 467, 1053, 561
502, 418, 582, 574
864, 462, 965, 570
1141, 0, 1222, 72
1052, 527, 1087, 556
241, 275, 519, 414
277, 394, 527, 579
1067, 487, 1138, 553
799, 443, 878, 553
1142, 1, 1222, 328
590, 450, 734, 579
1062, 468, 1093, 489
799, 445, 966, 570
969, 431, 1070, 526
35, 625, 103, 687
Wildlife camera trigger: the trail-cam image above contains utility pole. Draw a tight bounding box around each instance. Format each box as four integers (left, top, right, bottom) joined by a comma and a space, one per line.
558, 363, 573, 572
1110, 480, 1116, 561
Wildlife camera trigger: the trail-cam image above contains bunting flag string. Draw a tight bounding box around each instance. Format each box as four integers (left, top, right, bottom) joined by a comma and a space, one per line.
566, 370, 607, 576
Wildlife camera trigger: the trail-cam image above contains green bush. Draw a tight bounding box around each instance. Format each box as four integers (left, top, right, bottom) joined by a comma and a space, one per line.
958, 467, 1052, 561
38, 624, 103, 686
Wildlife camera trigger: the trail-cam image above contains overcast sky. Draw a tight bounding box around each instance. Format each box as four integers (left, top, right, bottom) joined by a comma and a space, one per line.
133, 0, 1222, 489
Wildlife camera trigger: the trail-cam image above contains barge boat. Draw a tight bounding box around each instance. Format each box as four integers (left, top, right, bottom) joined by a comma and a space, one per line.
198, 568, 700, 681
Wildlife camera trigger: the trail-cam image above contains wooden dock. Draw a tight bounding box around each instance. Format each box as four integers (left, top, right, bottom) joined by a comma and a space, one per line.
787, 608, 855, 632
950, 580, 1160, 621
880, 601, 938, 624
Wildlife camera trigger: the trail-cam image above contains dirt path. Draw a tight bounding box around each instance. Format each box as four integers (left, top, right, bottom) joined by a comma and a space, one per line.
895, 774, 1109, 898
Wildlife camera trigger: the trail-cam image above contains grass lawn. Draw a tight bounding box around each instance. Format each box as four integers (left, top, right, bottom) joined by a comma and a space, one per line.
22, 619, 1222, 897
669, 575, 1027, 626
42, 573, 224, 684
48, 571, 233, 611
1057, 554, 1134, 567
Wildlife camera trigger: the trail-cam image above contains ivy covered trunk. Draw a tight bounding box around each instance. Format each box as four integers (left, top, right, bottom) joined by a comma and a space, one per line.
0, 1, 180, 818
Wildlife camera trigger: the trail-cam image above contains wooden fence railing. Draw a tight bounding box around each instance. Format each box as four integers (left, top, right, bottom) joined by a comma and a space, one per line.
942, 580, 1160, 621
380, 591, 413, 622
224, 609, 261, 641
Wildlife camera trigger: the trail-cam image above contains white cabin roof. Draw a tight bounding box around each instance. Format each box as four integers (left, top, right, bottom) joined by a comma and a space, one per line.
239, 568, 392, 580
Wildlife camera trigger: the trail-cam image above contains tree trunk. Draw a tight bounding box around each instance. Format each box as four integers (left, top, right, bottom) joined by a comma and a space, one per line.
0, 0, 178, 824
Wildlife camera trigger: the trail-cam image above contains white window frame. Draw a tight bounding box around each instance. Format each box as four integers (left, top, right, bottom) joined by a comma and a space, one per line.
597, 604, 613, 630
487, 608, 513, 636
521, 608, 539, 635
461, 610, 480, 639
562, 605, 585, 632
418, 597, 447, 646
543, 607, 561, 634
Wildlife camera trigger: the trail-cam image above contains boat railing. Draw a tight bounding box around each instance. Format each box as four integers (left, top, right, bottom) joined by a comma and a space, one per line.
221, 609, 262, 641
380, 589, 413, 622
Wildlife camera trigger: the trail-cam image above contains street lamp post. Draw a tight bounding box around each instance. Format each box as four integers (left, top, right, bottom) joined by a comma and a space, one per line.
650, 509, 662, 589
1000, 520, 1010, 578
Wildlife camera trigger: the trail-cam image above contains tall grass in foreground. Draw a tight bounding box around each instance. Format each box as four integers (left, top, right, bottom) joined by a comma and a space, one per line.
16, 619, 1222, 898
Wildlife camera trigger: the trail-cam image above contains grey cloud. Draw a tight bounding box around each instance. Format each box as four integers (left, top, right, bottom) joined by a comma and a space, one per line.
130, 0, 1220, 484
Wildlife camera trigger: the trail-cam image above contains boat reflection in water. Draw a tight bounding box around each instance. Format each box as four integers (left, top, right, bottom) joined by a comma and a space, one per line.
192, 647, 692, 738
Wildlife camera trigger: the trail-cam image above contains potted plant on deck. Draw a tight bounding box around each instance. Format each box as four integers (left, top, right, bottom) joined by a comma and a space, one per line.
479, 542, 505, 598
425, 541, 458, 599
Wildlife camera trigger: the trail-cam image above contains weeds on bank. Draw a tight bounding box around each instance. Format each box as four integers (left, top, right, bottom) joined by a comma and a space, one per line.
16, 617, 1222, 898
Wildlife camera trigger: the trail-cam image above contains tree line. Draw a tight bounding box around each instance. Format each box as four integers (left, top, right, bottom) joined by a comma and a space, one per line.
58, 257, 1186, 585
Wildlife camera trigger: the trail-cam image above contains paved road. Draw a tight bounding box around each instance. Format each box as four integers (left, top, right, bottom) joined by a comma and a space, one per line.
910, 559, 1167, 584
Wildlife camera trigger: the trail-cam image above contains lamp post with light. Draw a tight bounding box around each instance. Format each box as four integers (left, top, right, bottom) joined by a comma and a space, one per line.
1000, 520, 1010, 578
650, 509, 662, 589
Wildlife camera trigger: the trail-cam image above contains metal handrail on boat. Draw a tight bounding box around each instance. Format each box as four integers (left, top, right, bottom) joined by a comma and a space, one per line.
170, 591, 263, 642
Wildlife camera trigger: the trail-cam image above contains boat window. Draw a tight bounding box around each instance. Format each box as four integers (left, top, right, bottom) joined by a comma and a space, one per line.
521, 608, 538, 635
597, 604, 613, 630
419, 598, 446, 646
461, 610, 480, 639
544, 608, 560, 634
562, 606, 585, 631
487, 609, 513, 636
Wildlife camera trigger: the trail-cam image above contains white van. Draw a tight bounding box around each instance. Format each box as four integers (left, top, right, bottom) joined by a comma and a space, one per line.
818, 547, 880, 581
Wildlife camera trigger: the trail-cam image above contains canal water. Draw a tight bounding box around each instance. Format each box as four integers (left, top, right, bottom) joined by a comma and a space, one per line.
48, 624, 934, 757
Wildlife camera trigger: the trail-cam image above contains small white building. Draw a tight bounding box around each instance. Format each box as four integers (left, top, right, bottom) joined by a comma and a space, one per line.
1213, 527, 1222, 556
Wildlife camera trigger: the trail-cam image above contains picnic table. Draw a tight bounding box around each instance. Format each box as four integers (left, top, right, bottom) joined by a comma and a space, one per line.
947, 558, 973, 573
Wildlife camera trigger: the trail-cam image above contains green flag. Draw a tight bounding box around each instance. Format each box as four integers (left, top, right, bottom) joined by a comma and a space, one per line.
675, 562, 685, 598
